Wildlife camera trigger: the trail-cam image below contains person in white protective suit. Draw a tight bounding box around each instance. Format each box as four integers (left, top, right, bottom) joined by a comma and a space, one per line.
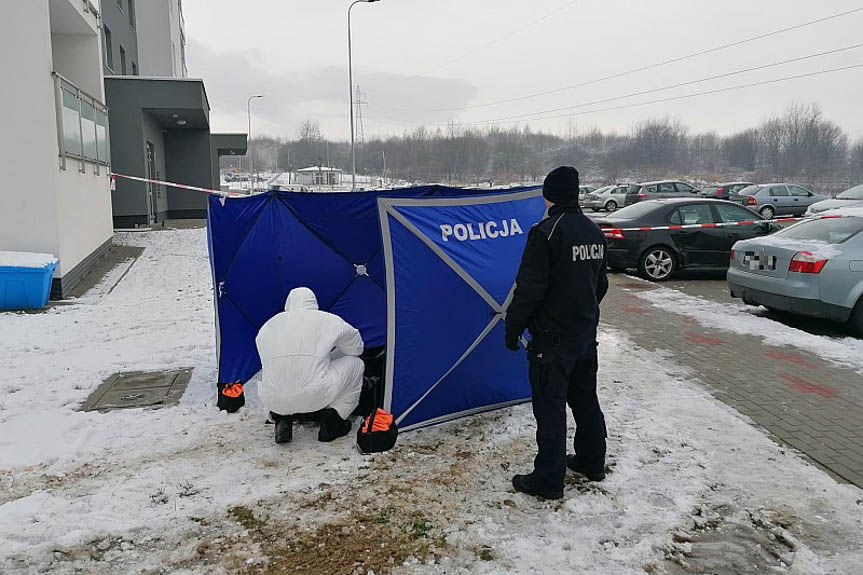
256, 287, 365, 444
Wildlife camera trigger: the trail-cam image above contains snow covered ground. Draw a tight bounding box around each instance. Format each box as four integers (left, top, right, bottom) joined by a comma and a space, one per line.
1, 228, 862, 574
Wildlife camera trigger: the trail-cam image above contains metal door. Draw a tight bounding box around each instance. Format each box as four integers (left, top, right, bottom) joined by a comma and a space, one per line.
668, 204, 722, 268
767, 185, 792, 215
146, 142, 157, 224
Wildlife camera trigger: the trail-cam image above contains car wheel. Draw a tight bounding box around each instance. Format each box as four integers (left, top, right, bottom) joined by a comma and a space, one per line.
638, 247, 676, 281
850, 298, 863, 337
605, 200, 618, 212
759, 205, 775, 220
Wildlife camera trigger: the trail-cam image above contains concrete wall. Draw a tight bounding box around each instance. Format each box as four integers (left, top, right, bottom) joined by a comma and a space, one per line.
100, 0, 139, 75
165, 130, 213, 218
104, 78, 147, 224
1, 0, 113, 294
52, 33, 104, 98
137, 0, 186, 77
0, 1, 61, 259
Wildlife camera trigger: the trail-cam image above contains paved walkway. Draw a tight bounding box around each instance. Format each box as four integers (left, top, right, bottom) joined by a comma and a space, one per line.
601, 273, 863, 488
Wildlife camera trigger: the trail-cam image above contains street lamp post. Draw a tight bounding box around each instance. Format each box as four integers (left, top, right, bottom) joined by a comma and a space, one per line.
247, 94, 264, 192
348, 0, 380, 192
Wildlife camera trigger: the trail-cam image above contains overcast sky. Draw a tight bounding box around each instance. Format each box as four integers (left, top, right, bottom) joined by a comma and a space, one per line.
183, 0, 863, 141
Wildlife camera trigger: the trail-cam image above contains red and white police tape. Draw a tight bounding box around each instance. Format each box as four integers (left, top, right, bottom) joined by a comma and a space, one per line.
600, 214, 843, 238
110, 173, 246, 198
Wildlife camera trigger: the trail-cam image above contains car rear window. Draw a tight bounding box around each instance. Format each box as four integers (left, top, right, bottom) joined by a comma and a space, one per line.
703, 186, 718, 195
608, 202, 662, 219
775, 217, 863, 244
739, 186, 759, 196
837, 184, 863, 200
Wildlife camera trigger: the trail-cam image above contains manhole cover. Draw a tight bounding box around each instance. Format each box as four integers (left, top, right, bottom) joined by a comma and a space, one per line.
81, 369, 192, 412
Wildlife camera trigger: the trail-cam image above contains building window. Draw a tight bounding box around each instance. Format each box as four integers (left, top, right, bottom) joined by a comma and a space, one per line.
54, 73, 111, 170
120, 46, 127, 75
128, 0, 135, 28
131, 61, 138, 76
104, 26, 113, 71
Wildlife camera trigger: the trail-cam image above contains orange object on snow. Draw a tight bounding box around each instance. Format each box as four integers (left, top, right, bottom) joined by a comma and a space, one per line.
362, 409, 394, 433
221, 382, 244, 398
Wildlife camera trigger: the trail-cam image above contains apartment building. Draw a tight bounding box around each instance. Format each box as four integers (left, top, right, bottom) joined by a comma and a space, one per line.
101, 0, 139, 76
137, 0, 188, 78
100, 0, 244, 227
0, 0, 114, 298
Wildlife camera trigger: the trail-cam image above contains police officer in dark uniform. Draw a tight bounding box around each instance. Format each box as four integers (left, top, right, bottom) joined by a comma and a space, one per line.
505, 166, 609, 500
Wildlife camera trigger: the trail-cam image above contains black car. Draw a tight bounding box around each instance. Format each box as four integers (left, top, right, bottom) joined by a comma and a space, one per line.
623, 180, 701, 206
595, 199, 778, 281
701, 181, 755, 201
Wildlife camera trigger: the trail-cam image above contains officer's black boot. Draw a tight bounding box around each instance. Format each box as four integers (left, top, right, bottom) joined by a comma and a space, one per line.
318, 408, 352, 442
271, 412, 293, 444
512, 473, 564, 500
566, 454, 605, 482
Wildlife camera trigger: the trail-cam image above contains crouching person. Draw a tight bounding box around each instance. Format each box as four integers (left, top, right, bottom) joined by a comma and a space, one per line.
256, 287, 365, 444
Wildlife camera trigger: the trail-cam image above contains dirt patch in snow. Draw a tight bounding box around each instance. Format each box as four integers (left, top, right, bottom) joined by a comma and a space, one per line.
651, 503, 799, 574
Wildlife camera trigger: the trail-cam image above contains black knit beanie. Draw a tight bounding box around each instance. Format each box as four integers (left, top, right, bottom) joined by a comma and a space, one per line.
543, 166, 580, 206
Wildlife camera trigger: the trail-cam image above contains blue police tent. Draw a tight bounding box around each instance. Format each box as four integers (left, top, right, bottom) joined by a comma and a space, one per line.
207, 186, 540, 386
379, 189, 546, 429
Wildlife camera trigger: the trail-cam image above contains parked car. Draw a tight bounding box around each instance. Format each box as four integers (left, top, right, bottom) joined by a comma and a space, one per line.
596, 198, 777, 281
735, 184, 826, 219
578, 185, 598, 203
805, 183, 863, 216
623, 180, 701, 206
582, 184, 630, 212
701, 181, 755, 200
728, 208, 863, 334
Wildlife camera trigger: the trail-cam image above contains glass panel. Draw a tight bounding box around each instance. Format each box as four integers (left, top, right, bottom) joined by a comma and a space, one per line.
675, 183, 694, 193
675, 204, 715, 225
837, 185, 863, 200
789, 186, 811, 197
96, 109, 109, 163
62, 88, 82, 156
716, 204, 757, 223
81, 100, 97, 160
658, 183, 676, 193
611, 202, 662, 220
739, 186, 759, 196
769, 186, 789, 197
776, 217, 863, 244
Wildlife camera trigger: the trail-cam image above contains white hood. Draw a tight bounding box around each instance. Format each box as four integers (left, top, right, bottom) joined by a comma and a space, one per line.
285, 287, 318, 312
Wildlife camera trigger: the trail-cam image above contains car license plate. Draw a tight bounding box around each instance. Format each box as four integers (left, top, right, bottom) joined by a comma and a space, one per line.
743, 251, 777, 271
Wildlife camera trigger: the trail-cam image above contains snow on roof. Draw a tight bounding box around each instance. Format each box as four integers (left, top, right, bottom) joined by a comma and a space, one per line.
0, 251, 58, 269
296, 166, 343, 173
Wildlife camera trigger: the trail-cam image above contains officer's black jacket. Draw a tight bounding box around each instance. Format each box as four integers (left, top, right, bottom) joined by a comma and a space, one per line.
505, 203, 608, 349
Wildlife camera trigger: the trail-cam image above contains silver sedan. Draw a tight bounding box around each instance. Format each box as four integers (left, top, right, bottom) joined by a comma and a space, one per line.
727, 208, 863, 334
737, 184, 827, 220
581, 185, 629, 212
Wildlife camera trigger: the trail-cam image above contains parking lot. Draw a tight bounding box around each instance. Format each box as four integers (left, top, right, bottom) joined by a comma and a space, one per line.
601, 271, 863, 488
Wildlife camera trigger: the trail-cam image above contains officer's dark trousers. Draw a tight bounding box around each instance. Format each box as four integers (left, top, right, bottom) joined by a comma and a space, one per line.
528, 341, 606, 489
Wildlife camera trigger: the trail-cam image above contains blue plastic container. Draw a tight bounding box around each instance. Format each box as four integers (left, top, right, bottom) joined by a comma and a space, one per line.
0, 260, 58, 310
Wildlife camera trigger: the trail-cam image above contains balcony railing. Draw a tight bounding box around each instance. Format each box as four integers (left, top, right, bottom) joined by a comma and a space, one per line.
53, 72, 110, 174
